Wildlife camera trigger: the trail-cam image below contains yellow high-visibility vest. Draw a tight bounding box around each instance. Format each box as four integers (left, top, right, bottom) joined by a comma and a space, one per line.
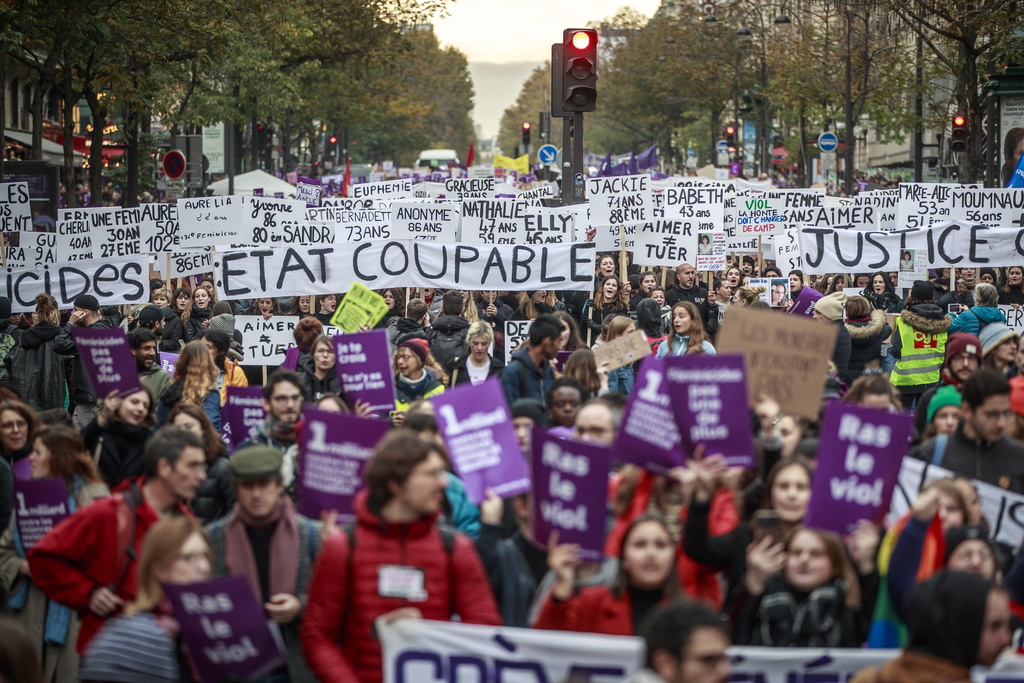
890, 317, 946, 387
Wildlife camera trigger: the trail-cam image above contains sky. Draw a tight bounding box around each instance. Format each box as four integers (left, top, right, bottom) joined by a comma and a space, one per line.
433, 0, 662, 140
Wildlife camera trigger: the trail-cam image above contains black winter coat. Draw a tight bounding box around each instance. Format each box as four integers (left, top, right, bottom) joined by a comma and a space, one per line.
843, 310, 891, 384
191, 456, 234, 524
449, 356, 504, 387
160, 315, 184, 351
302, 366, 340, 402
62, 319, 113, 405
183, 305, 211, 342
83, 417, 151, 489
11, 323, 70, 411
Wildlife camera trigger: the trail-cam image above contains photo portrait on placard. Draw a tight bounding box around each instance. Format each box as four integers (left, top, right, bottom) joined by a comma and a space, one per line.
697, 232, 713, 254
770, 278, 790, 308
899, 250, 914, 271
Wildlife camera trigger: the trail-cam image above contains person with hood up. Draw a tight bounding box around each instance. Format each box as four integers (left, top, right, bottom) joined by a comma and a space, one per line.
636, 298, 667, 351
844, 295, 892, 383
851, 572, 1012, 683
948, 282, 1005, 335
813, 291, 853, 384
891, 281, 952, 409
11, 293, 70, 412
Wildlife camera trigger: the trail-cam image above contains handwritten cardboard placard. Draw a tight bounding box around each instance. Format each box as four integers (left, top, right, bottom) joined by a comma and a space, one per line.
715, 306, 836, 420
593, 329, 652, 372
0, 183, 31, 232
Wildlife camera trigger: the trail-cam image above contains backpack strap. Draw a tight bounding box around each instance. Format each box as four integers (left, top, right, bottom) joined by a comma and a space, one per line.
930, 433, 949, 467
113, 482, 143, 592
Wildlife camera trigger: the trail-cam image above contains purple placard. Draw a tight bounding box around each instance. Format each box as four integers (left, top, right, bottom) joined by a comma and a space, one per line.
163, 576, 286, 682
280, 347, 300, 371
297, 408, 389, 521
530, 429, 608, 562
223, 386, 266, 451
252, 188, 264, 197
665, 354, 756, 468
552, 351, 572, 373
12, 458, 31, 481
159, 351, 178, 376
333, 330, 396, 415
70, 326, 141, 398
14, 478, 69, 551
296, 176, 322, 207
803, 401, 914, 534
788, 286, 824, 317
432, 379, 531, 504
612, 356, 685, 473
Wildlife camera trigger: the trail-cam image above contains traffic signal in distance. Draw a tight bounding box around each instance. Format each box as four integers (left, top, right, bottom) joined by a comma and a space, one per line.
951, 114, 968, 153
560, 28, 598, 112
521, 122, 531, 147
255, 123, 268, 151
328, 134, 338, 145
725, 125, 736, 146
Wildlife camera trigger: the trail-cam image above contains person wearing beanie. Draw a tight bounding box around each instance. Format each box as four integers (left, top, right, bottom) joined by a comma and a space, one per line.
979, 322, 1019, 376
392, 337, 446, 418
891, 280, 952, 409
813, 291, 853, 384
844, 295, 892, 384
948, 282, 1005, 335
199, 328, 249, 405
913, 332, 983, 439
980, 268, 998, 285
924, 384, 963, 438
851, 572, 1012, 683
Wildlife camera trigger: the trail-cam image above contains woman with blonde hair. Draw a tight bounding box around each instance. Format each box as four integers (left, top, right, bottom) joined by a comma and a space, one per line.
449, 321, 503, 387
734, 285, 766, 307
12, 293, 70, 412
79, 518, 211, 683
513, 290, 557, 321
155, 341, 221, 432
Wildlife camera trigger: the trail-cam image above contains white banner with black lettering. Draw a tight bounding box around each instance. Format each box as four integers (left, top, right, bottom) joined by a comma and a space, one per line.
1, 255, 149, 313
212, 240, 596, 299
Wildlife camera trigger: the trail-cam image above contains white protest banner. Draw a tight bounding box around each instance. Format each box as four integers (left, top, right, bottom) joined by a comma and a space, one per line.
694, 230, 726, 271
897, 249, 928, 289
295, 177, 322, 207
663, 185, 726, 226
242, 196, 326, 247
505, 320, 532, 361
855, 190, 899, 231
891, 456, 1024, 549
594, 223, 636, 252
379, 618, 644, 683
775, 226, 802, 272
56, 209, 95, 262
6, 231, 57, 268
515, 183, 556, 204
444, 177, 494, 199
176, 196, 245, 248
948, 187, 1024, 229
1, 255, 149, 313
166, 247, 214, 278
77, 207, 139, 259
351, 178, 413, 204
0, 183, 31, 232
634, 213, 697, 266
333, 205, 392, 242
1002, 305, 1024, 333
586, 174, 652, 226
735, 189, 824, 237
135, 203, 180, 254
389, 202, 460, 242
236, 315, 340, 366
897, 182, 954, 229
213, 240, 597, 299
321, 197, 377, 210
463, 202, 575, 245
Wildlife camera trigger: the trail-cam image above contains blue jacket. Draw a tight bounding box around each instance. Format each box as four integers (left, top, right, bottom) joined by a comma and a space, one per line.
500, 348, 556, 408
948, 305, 1005, 335
607, 364, 635, 395
444, 474, 480, 539
155, 385, 221, 433
655, 336, 716, 358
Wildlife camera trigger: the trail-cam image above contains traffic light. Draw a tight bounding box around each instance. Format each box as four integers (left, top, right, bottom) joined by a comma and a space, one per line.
328, 134, 338, 145
951, 114, 968, 153
255, 123, 268, 151
521, 122, 531, 148
725, 125, 736, 147
559, 28, 598, 113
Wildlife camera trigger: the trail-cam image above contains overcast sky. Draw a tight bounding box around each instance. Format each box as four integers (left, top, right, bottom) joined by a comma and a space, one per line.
433, 0, 661, 139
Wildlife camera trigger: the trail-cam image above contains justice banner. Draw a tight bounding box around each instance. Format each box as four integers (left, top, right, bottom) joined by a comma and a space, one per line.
212, 240, 596, 298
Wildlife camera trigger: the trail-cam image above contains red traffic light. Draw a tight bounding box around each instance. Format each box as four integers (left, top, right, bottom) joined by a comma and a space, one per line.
952, 115, 966, 127
571, 31, 591, 50
328, 135, 338, 144
725, 126, 736, 135
522, 122, 531, 130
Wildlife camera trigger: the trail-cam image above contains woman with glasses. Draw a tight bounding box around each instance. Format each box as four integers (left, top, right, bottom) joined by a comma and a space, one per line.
0, 424, 108, 682
0, 400, 39, 465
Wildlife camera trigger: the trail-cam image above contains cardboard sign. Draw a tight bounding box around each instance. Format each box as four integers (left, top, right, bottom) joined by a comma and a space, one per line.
330, 283, 390, 333
163, 576, 286, 682
586, 175, 652, 227
333, 330, 396, 415
389, 202, 461, 242
612, 356, 686, 473
504, 320, 532, 362
236, 316, 340, 366
433, 379, 530, 504
715, 306, 836, 420
297, 409, 389, 522
593, 329, 652, 372
70, 326, 142, 398
56, 208, 95, 261
804, 402, 914, 534
530, 430, 610, 562
0, 183, 31, 232
13, 478, 69, 551
175, 196, 245, 248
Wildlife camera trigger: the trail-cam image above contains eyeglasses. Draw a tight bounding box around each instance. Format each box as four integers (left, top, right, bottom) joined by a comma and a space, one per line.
271, 394, 302, 404
0, 419, 27, 432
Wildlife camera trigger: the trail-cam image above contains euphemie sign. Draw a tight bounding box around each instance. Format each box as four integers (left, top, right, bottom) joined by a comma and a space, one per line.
715, 306, 836, 420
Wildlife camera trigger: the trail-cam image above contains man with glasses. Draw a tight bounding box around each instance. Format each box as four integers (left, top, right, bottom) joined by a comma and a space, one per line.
573, 396, 623, 446
29, 427, 205, 654
626, 599, 732, 683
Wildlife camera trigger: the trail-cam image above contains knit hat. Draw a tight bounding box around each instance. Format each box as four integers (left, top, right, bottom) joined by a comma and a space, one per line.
945, 332, 982, 366
943, 525, 992, 564
815, 291, 847, 321
398, 337, 429, 364
927, 384, 962, 423
910, 281, 936, 302
207, 312, 235, 337
978, 322, 1018, 358
980, 267, 998, 283
73, 294, 100, 311
511, 398, 548, 427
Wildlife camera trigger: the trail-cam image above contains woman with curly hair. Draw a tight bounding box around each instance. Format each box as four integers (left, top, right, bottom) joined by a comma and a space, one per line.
155, 341, 221, 432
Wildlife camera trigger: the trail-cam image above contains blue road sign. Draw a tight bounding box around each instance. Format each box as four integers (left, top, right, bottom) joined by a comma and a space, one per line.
538, 144, 558, 165
817, 132, 839, 152
716, 139, 729, 154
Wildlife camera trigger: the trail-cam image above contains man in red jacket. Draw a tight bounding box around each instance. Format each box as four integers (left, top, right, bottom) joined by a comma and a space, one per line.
29, 426, 206, 654
301, 430, 501, 683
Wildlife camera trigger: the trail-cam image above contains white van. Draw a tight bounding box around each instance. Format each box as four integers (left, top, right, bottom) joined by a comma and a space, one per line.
415, 149, 460, 169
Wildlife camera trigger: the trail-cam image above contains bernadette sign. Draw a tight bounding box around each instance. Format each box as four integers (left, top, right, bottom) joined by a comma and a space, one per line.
212, 239, 596, 297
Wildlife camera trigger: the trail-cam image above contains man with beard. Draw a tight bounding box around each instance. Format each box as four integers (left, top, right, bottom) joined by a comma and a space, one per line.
239, 371, 303, 457
128, 328, 171, 402
665, 263, 708, 308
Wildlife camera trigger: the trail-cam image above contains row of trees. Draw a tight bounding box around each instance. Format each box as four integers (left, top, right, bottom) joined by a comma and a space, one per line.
499, 0, 1023, 184
1, 0, 474, 206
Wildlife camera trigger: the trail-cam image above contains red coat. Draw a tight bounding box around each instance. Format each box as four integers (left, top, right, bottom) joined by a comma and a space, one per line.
301, 489, 501, 683
534, 584, 663, 636
28, 476, 192, 654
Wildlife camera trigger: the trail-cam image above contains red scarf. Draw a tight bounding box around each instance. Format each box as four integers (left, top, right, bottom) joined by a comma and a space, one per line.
224, 496, 300, 602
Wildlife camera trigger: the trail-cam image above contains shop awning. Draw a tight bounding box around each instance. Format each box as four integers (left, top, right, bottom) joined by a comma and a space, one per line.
4, 129, 83, 166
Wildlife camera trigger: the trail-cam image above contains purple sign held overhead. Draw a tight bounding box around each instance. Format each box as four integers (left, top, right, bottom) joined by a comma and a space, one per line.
223, 386, 266, 451
280, 347, 300, 372
163, 576, 286, 683
297, 408, 389, 522
788, 286, 823, 317
612, 357, 685, 473
433, 379, 531, 504
334, 330, 396, 415
665, 354, 756, 469
530, 429, 609, 562
296, 176, 322, 207
13, 478, 69, 551
803, 401, 914, 534
159, 352, 178, 376
70, 326, 141, 398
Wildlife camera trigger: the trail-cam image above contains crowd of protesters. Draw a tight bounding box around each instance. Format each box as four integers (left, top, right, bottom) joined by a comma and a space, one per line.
0, 253, 1020, 683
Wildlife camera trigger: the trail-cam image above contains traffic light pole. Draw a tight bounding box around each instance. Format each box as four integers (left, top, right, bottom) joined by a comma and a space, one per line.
572, 111, 585, 204
560, 117, 573, 205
